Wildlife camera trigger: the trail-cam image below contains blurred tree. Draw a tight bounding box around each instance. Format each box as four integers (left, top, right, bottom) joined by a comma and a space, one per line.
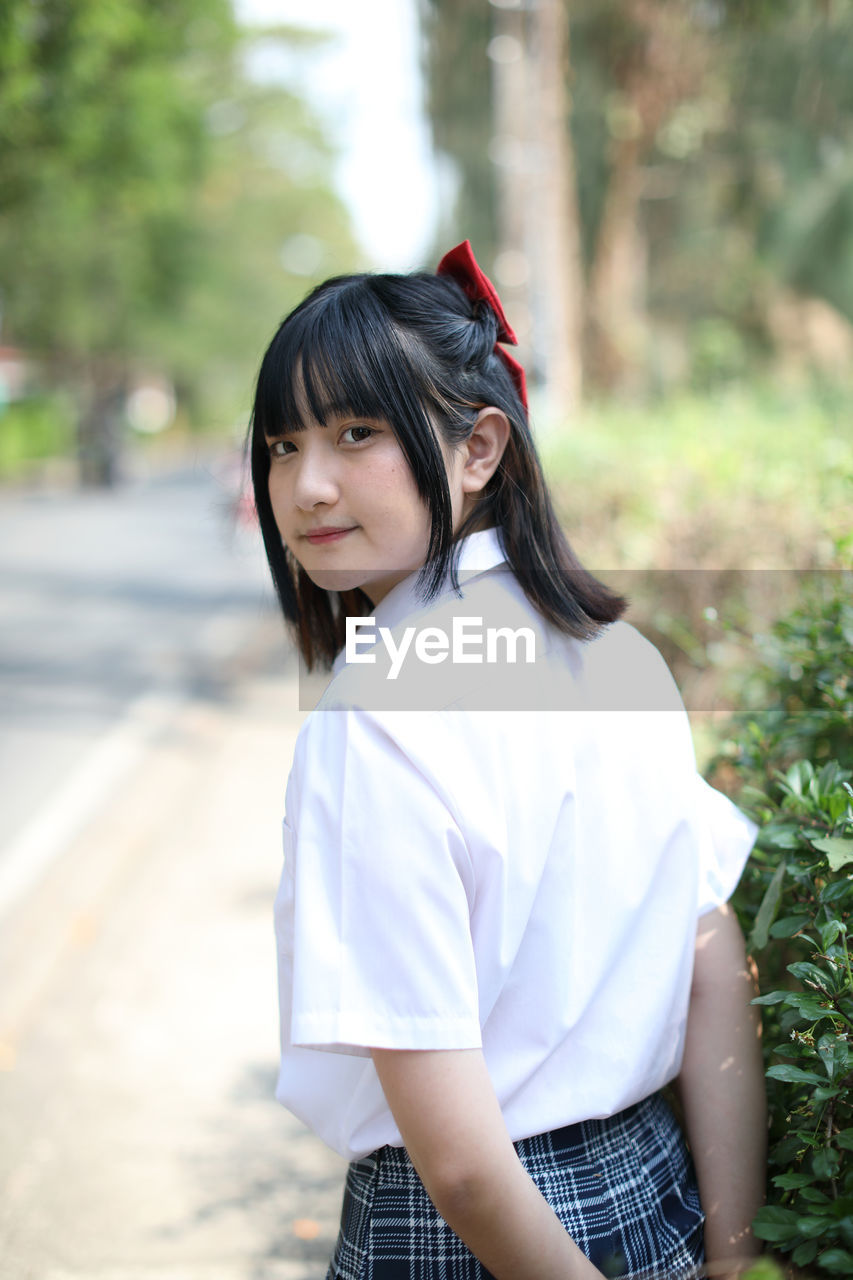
0, 0, 229, 482
644, 0, 853, 385
489, 0, 585, 412
420, 0, 496, 261
422, 0, 586, 413
576, 0, 707, 391
529, 0, 584, 410
0, 1, 355, 482
421, 0, 706, 399
714, 1, 853, 332
419, 0, 853, 400
150, 48, 357, 435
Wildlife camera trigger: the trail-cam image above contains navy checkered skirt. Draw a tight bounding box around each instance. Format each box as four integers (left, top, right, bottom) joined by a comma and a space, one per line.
325, 1092, 704, 1279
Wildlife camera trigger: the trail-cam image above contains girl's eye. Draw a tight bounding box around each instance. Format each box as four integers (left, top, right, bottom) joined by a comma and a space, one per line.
268, 439, 296, 458
341, 425, 375, 445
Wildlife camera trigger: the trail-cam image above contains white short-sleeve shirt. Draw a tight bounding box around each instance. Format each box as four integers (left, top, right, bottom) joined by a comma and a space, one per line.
274, 530, 756, 1160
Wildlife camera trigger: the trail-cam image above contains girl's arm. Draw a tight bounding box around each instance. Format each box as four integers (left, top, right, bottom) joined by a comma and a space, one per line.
372, 1047, 606, 1280
677, 903, 767, 1278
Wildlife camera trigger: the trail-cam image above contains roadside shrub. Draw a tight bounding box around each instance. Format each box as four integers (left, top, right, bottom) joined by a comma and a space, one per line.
542, 383, 850, 709
0, 395, 76, 479
710, 571, 853, 1276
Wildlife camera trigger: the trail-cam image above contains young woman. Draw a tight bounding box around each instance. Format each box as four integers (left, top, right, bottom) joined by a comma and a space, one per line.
250, 242, 766, 1280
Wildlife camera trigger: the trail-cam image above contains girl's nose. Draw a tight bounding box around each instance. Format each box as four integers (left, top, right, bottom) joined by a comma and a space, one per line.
292, 442, 339, 510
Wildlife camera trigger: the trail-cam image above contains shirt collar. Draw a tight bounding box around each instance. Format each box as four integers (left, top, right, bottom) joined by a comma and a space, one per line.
331, 527, 508, 675
374, 526, 508, 633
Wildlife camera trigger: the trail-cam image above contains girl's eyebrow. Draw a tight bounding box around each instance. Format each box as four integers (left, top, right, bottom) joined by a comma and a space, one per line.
265, 420, 314, 438
264, 408, 382, 441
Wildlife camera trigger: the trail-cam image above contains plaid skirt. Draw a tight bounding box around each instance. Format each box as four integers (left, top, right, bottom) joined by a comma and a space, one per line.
325, 1092, 704, 1280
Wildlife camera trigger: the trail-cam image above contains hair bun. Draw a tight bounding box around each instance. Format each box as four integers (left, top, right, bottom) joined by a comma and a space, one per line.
434, 280, 499, 369
456, 298, 497, 368
472, 299, 499, 344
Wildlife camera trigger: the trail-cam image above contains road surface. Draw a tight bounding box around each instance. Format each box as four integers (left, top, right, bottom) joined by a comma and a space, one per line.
0, 454, 347, 1279
0, 452, 278, 878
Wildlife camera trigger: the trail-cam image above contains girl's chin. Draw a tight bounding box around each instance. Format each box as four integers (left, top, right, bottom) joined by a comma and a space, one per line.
302, 567, 371, 594
301, 565, 413, 603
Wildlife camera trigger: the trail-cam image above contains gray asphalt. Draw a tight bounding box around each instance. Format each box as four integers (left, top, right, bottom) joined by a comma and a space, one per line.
0, 453, 347, 1278
0, 665, 347, 1280
0, 451, 276, 855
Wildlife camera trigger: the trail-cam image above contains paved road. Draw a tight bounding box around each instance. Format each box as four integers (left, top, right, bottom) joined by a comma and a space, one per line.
0, 667, 346, 1280
0, 452, 279, 864
0, 456, 347, 1278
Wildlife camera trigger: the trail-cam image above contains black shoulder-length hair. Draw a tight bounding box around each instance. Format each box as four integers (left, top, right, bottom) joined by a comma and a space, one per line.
250, 267, 625, 670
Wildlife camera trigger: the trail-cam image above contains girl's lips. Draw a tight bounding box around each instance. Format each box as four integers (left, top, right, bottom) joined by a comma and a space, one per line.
303, 525, 358, 545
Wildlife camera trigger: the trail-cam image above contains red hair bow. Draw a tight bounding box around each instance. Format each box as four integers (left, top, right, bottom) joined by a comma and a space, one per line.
436, 239, 528, 411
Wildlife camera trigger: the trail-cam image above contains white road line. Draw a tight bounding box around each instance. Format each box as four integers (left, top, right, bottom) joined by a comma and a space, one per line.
0, 692, 184, 919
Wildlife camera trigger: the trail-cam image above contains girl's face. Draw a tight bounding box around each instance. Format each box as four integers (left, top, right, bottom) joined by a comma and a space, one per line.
265, 411, 468, 606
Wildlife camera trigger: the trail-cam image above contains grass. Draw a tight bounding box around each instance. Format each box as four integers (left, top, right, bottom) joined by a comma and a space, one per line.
540, 381, 851, 572
537, 381, 852, 754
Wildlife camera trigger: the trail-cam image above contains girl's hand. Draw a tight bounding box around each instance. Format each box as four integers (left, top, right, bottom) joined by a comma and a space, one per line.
371, 1047, 607, 1280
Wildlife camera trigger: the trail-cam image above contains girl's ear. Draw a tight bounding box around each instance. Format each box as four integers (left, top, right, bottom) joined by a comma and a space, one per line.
461, 407, 511, 496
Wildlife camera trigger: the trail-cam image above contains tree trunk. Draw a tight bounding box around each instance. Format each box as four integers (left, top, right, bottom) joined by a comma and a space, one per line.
585, 0, 707, 394
586, 133, 649, 393
490, 0, 584, 418
528, 0, 584, 415
77, 364, 126, 488
490, 2, 532, 356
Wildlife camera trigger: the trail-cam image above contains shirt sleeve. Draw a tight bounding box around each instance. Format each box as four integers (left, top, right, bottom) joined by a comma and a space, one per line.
693, 773, 758, 915
284, 707, 482, 1055
619, 627, 757, 917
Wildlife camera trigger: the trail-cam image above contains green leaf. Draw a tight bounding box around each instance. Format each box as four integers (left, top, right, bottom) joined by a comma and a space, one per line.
817, 1249, 853, 1273
821, 880, 852, 904
761, 826, 803, 850
772, 1171, 812, 1189
784, 992, 834, 1021
740, 784, 774, 808
766, 1063, 826, 1085
799, 1183, 832, 1203
827, 792, 851, 824
752, 990, 788, 1005
817, 1033, 849, 1081
821, 919, 846, 948
792, 1240, 819, 1266
836, 1128, 853, 1151
785, 762, 813, 796
812, 1147, 841, 1179
771, 1133, 807, 1163
797, 1215, 830, 1238
743, 1260, 787, 1280
817, 762, 848, 794
812, 1084, 843, 1103
769, 914, 812, 938
787, 960, 832, 990
752, 1204, 802, 1243
750, 860, 787, 950
812, 836, 853, 872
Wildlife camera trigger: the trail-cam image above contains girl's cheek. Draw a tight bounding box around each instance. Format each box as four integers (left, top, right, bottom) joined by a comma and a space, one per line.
268, 478, 294, 538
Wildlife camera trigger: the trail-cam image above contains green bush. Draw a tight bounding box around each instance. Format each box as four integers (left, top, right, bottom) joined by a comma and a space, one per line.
711, 572, 853, 1276
0, 395, 76, 478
